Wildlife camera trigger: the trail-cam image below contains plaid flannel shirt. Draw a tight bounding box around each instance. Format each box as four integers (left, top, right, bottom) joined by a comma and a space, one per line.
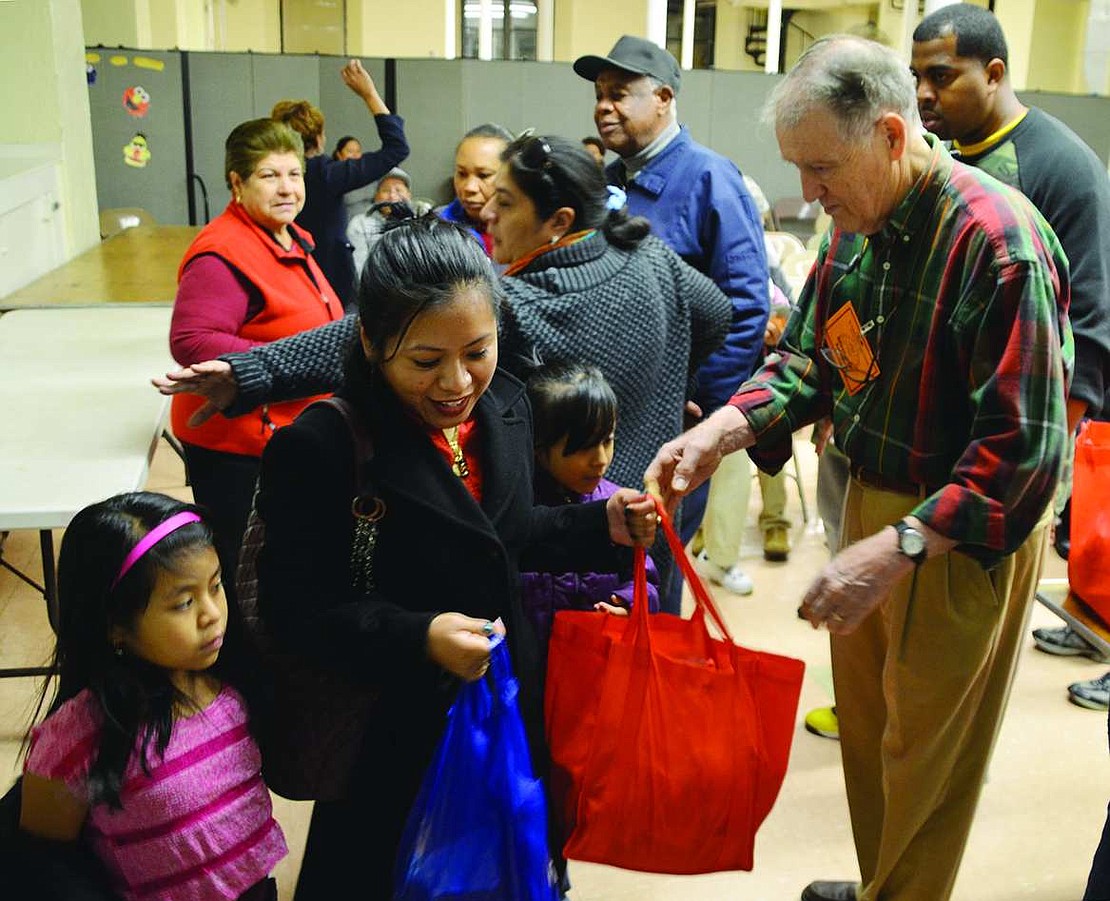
732, 136, 1073, 567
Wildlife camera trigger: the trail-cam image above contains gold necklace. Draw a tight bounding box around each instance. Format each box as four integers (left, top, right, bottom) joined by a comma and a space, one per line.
442, 426, 470, 478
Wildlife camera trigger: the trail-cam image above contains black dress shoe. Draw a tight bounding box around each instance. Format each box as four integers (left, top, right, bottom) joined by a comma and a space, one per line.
801, 881, 858, 901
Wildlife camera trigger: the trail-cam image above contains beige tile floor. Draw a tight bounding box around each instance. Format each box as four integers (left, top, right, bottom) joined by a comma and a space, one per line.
1, 435, 1106, 901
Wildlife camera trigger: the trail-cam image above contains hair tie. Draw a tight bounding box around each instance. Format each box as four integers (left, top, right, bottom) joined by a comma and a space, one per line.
111, 512, 202, 590
605, 185, 627, 212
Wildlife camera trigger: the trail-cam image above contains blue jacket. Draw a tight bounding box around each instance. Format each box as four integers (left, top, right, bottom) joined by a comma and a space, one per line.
607, 127, 768, 413
437, 199, 495, 257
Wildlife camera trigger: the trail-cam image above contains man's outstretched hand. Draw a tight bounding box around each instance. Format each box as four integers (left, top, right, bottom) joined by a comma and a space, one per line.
643, 405, 754, 514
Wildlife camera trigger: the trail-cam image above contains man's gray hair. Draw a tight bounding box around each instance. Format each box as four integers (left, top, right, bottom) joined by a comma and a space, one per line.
764, 36, 920, 142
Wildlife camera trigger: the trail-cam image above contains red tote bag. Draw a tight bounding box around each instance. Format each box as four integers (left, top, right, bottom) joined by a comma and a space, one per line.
1069, 420, 1110, 624
544, 501, 805, 874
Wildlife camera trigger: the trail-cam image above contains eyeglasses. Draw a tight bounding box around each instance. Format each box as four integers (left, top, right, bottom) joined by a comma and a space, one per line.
819, 343, 881, 388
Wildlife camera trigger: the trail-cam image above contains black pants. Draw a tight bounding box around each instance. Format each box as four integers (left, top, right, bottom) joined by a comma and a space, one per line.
181, 442, 260, 603
293, 766, 425, 900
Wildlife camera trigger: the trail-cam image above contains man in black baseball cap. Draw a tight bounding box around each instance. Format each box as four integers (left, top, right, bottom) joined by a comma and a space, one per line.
573, 33, 681, 92
573, 35, 770, 613
572, 35, 682, 160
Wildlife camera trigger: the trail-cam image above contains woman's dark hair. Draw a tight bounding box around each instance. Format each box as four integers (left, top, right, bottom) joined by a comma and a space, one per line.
581, 136, 605, 154
23, 492, 246, 809
457, 122, 514, 152
501, 134, 650, 251
332, 135, 359, 159
528, 361, 618, 456
345, 215, 503, 399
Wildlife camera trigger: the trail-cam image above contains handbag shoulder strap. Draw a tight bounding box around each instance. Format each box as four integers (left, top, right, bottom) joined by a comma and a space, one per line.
238, 396, 378, 614
309, 397, 383, 592
311, 396, 376, 494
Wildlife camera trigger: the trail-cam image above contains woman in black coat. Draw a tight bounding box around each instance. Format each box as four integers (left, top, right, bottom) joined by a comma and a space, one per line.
254, 215, 655, 899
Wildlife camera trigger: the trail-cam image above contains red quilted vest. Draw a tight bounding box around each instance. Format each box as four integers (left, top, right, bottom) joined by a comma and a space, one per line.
171, 202, 342, 457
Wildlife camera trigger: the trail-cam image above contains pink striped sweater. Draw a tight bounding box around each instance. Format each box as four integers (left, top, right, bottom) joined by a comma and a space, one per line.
24, 686, 287, 901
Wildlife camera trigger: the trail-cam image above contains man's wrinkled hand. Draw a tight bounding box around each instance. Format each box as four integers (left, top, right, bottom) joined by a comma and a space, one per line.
644, 405, 752, 515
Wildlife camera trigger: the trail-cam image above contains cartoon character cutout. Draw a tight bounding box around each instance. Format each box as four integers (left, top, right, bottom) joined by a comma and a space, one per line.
123, 85, 150, 117
124, 133, 151, 168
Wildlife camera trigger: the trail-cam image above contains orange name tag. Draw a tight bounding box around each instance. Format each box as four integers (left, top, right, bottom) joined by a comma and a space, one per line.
824, 303, 879, 395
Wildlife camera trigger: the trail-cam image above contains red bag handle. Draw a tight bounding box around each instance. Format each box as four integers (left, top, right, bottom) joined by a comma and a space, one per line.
632, 498, 734, 643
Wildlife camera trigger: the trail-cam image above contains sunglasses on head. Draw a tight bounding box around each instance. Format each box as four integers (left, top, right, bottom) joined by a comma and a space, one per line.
510, 128, 554, 172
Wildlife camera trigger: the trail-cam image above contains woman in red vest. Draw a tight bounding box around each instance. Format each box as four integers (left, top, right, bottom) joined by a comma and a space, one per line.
170, 118, 343, 599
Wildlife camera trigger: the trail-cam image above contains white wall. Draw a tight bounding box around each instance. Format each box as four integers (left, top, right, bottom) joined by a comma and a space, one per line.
1, 0, 99, 277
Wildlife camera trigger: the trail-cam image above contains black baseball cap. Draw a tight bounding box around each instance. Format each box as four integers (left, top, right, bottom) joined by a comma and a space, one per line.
573, 35, 681, 93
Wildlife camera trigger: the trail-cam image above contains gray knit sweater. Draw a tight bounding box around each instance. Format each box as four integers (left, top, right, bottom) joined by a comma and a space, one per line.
222, 232, 729, 488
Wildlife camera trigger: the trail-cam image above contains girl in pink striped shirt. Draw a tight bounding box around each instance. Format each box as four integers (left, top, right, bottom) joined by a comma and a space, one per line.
19, 492, 287, 901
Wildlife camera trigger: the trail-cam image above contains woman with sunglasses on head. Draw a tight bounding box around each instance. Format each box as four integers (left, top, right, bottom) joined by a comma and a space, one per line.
156, 135, 730, 493
480, 132, 731, 488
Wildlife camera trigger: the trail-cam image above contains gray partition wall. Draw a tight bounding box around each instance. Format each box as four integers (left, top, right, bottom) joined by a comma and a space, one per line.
87, 48, 1110, 229
394, 58, 601, 206
86, 50, 188, 224
185, 53, 386, 224
391, 60, 796, 208
185, 53, 256, 221
1018, 90, 1110, 167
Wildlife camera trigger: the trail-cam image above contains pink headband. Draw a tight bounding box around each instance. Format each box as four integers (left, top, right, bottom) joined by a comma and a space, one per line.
111, 512, 202, 590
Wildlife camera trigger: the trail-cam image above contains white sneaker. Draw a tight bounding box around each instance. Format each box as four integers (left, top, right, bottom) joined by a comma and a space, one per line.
721, 566, 754, 595
693, 551, 754, 596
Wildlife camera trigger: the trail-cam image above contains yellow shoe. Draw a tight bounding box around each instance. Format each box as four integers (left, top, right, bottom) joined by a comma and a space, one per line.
804, 705, 839, 740
763, 525, 791, 561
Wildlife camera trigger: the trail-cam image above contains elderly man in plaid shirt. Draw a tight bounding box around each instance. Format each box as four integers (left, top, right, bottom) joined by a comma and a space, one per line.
647, 36, 1072, 901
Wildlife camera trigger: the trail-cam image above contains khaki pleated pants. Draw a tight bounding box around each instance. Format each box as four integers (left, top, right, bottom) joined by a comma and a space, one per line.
831, 478, 1048, 901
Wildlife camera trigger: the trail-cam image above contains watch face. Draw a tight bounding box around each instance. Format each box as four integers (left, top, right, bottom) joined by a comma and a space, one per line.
900, 529, 926, 557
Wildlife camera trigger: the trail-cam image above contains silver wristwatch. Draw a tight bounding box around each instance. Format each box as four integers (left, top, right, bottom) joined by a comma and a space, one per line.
893, 519, 927, 565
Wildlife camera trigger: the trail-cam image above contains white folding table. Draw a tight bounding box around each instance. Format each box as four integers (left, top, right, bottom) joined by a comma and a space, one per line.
0, 306, 173, 677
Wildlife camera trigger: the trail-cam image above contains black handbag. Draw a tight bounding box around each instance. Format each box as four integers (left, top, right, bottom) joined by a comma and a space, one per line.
237, 397, 383, 802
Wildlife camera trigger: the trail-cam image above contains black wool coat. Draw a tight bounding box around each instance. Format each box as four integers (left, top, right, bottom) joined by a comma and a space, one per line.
255, 368, 623, 895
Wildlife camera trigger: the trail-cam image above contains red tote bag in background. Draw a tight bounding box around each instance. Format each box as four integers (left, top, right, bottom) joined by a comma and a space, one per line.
544, 502, 805, 875
1069, 420, 1110, 624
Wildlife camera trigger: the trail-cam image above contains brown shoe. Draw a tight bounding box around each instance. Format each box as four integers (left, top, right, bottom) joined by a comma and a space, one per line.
801, 882, 858, 901
763, 524, 790, 561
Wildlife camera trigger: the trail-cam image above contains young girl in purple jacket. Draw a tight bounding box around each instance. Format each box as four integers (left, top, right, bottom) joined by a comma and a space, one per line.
521, 362, 660, 651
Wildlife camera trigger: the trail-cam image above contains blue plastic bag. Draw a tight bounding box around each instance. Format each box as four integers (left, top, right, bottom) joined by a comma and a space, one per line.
394, 634, 558, 901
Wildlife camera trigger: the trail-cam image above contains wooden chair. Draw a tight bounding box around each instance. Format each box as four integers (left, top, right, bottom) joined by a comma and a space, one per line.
98, 207, 157, 240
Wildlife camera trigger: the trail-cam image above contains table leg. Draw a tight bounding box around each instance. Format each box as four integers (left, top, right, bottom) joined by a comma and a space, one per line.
0, 531, 59, 679
40, 529, 59, 634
